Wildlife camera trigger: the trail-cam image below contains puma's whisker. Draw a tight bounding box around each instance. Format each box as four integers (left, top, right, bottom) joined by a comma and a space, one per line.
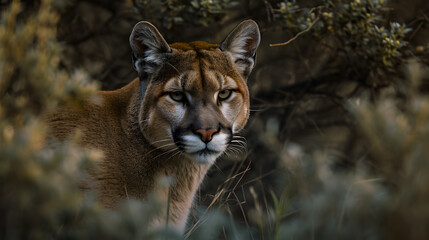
145, 142, 177, 156
231, 139, 247, 146
152, 147, 181, 161
165, 149, 182, 162
151, 138, 173, 145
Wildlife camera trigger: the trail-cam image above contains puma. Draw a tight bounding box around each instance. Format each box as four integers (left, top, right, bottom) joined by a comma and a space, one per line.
46, 20, 260, 231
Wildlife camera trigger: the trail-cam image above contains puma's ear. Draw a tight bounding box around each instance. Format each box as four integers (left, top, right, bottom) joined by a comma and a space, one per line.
219, 20, 261, 79
130, 21, 171, 74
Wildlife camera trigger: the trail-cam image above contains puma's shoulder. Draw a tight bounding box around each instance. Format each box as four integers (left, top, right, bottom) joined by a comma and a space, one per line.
47, 79, 139, 138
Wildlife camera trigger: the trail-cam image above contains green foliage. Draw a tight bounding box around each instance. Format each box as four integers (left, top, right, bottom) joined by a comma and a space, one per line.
279, 152, 385, 239
186, 208, 248, 240
350, 63, 429, 240
241, 61, 429, 239
133, 0, 238, 28
270, 189, 291, 240
274, 0, 411, 84
0, 0, 93, 237
0, 0, 98, 122
272, 62, 429, 240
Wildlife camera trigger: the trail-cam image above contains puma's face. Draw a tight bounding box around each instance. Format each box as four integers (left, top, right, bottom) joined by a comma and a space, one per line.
130, 21, 260, 164
141, 48, 250, 164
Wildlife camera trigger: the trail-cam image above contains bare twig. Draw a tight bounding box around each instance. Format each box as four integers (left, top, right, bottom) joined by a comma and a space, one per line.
270, 9, 321, 47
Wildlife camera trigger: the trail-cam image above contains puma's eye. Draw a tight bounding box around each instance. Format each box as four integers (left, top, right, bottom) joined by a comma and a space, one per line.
169, 91, 185, 102
218, 89, 232, 101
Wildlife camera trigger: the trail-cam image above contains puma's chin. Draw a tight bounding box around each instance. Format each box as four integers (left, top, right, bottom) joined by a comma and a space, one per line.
189, 150, 223, 164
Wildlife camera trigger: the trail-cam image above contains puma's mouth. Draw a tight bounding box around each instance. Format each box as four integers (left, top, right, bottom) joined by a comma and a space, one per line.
173, 132, 230, 164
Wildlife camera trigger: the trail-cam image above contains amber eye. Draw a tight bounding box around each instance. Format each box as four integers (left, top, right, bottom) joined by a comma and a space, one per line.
218, 89, 233, 101
169, 91, 185, 102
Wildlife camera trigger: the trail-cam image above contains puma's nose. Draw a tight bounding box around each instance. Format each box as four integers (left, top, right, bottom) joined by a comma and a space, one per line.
195, 128, 219, 143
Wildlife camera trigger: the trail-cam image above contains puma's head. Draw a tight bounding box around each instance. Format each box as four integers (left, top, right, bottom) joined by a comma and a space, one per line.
130, 20, 260, 164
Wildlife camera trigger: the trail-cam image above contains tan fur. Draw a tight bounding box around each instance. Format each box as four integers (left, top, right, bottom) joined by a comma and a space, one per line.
46, 20, 260, 231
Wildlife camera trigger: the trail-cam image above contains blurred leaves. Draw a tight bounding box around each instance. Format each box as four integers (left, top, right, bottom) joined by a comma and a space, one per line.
0, 0, 98, 122
248, 60, 429, 239
133, 0, 238, 28
273, 0, 411, 86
